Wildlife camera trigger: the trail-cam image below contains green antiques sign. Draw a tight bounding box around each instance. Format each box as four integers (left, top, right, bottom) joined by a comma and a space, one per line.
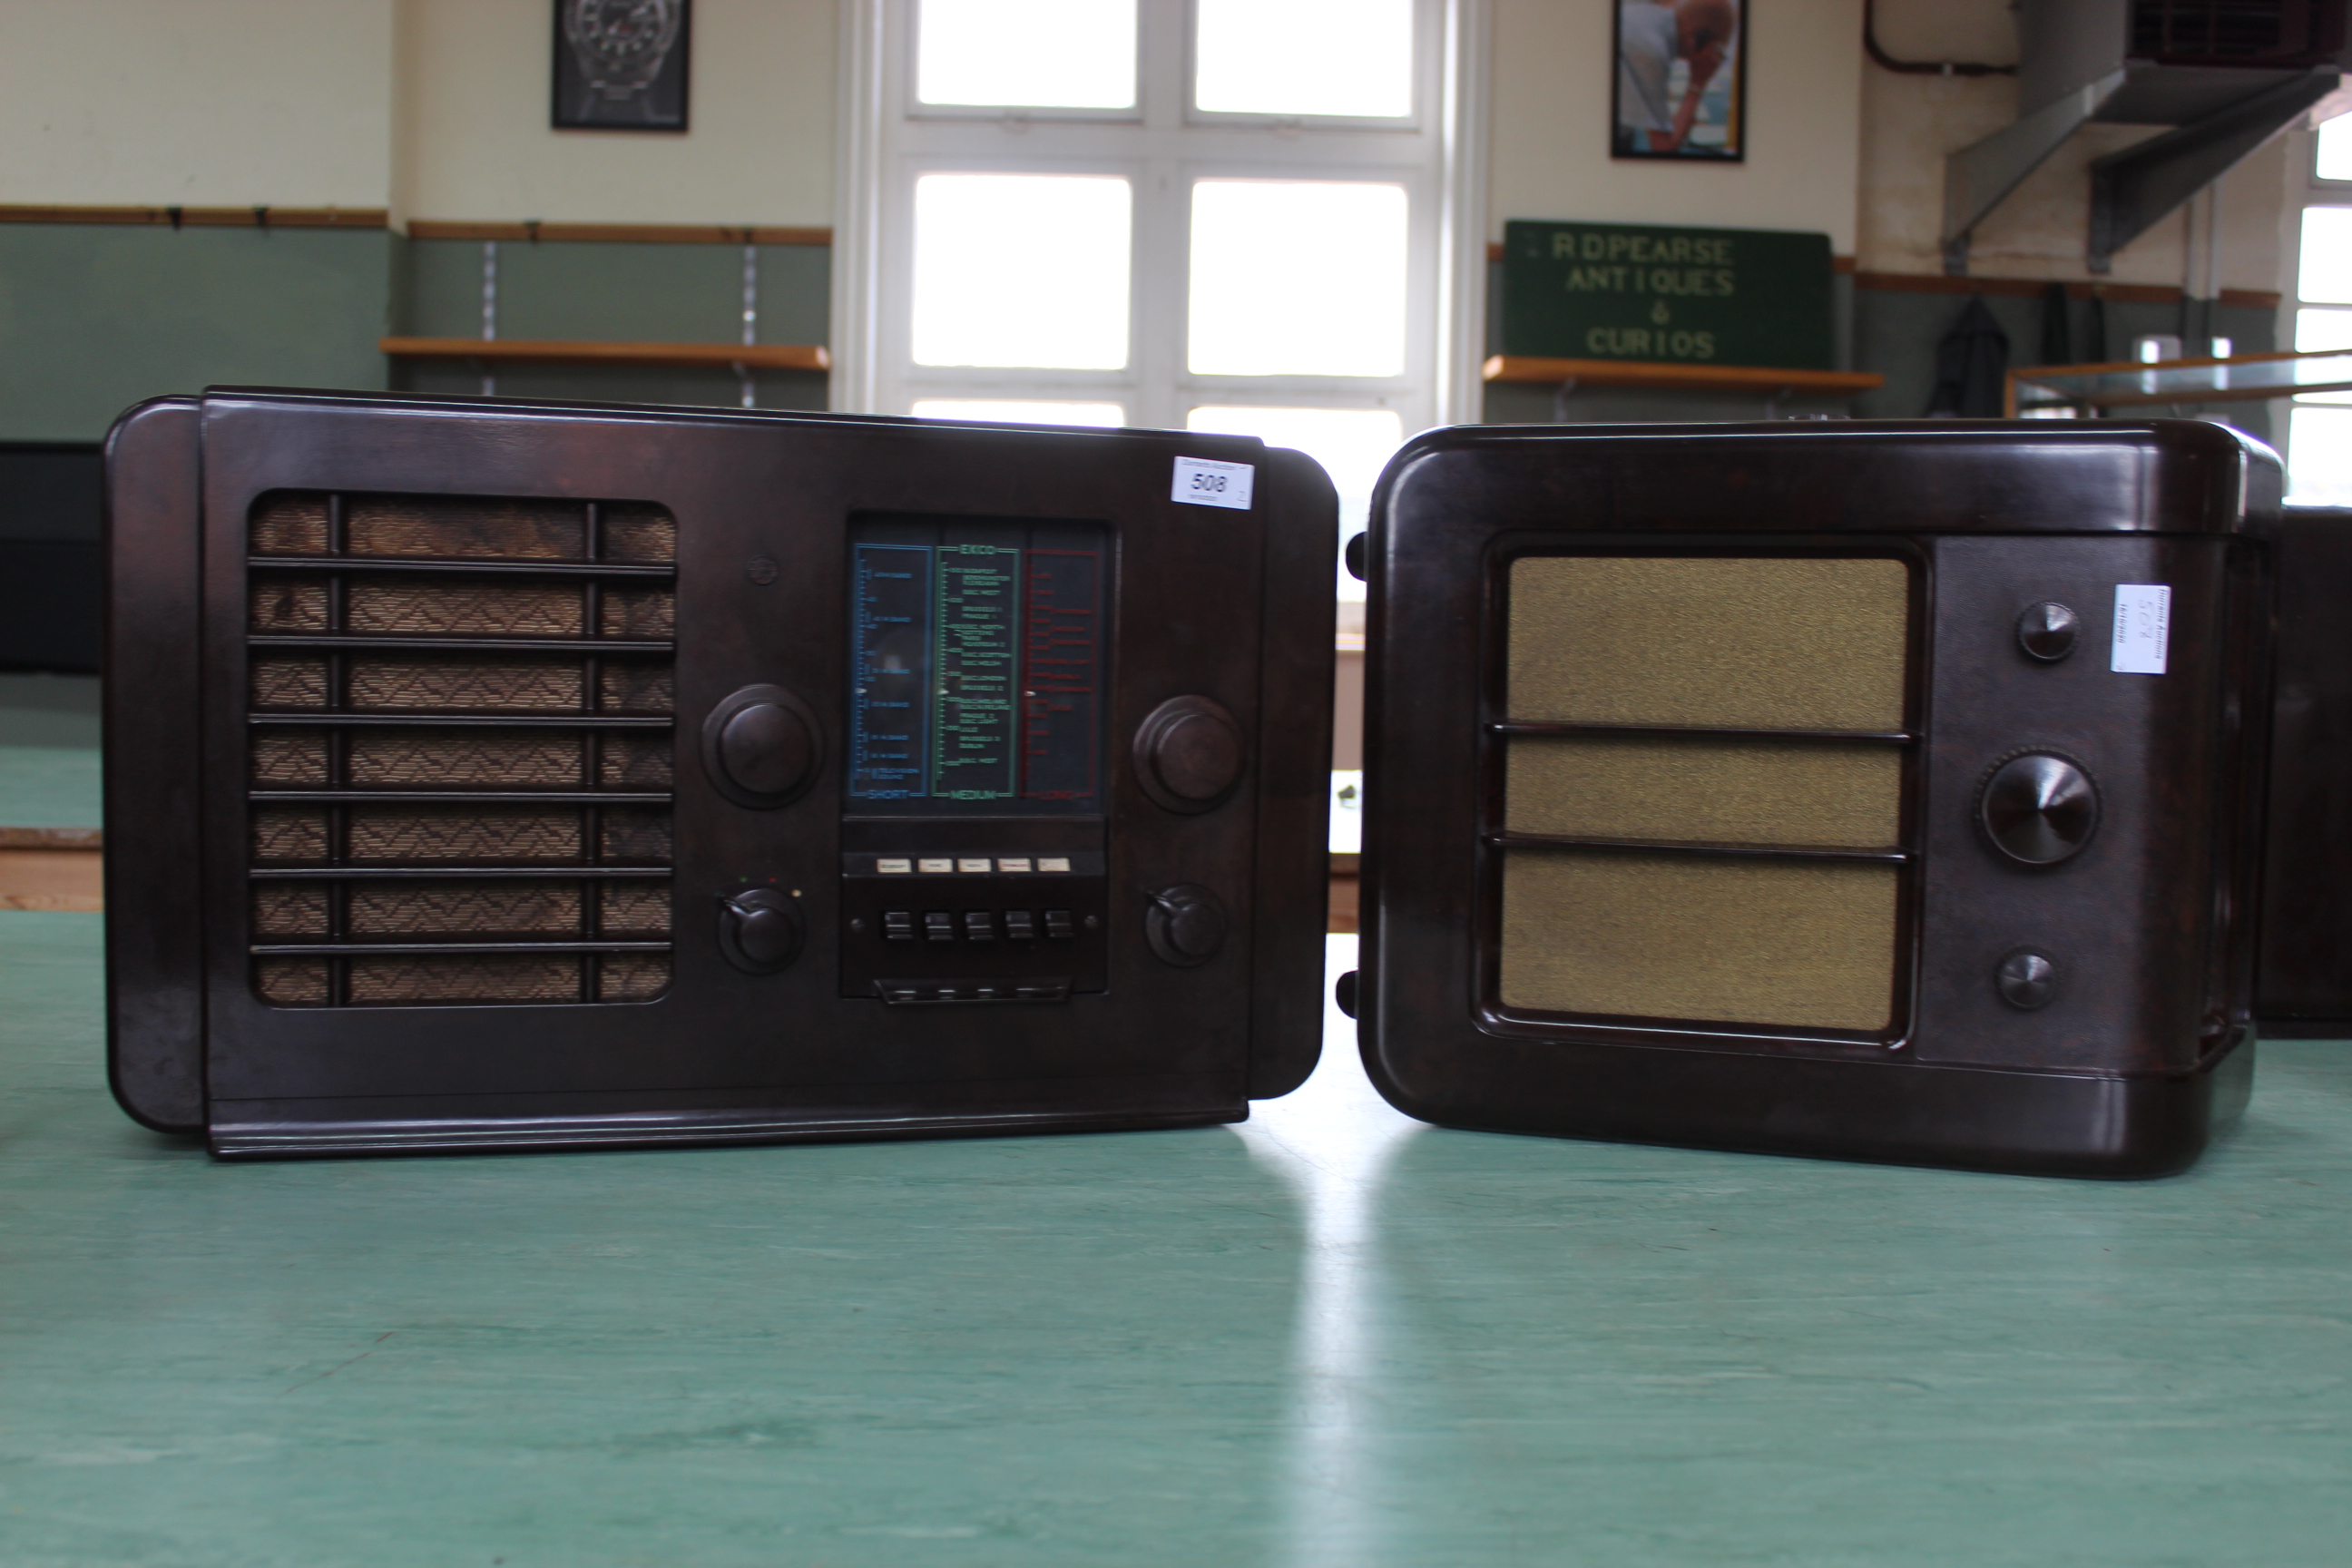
1500, 220, 1833, 369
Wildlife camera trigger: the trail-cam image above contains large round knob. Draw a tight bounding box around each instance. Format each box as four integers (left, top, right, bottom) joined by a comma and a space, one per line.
1133, 696, 1245, 813
1145, 884, 1228, 967
701, 684, 821, 808
718, 888, 802, 974
1979, 753, 2100, 866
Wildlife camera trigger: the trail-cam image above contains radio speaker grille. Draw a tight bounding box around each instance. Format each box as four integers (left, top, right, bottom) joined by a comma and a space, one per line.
245, 491, 677, 1007
1498, 555, 1912, 1035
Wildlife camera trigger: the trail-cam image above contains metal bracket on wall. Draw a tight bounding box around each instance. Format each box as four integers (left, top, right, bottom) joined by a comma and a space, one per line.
1942, 70, 2126, 276
2087, 69, 2340, 275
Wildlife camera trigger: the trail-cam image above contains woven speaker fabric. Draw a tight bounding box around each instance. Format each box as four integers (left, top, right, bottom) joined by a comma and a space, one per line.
245, 491, 678, 1008
1506, 733, 1901, 848
1500, 849, 1898, 1031
1508, 556, 1908, 730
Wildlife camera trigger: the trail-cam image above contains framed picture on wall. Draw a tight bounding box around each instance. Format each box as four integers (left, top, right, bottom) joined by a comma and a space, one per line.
553, 0, 691, 132
1612, 0, 1745, 161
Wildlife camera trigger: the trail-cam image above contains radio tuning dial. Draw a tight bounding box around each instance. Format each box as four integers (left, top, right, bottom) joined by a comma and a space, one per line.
1134, 696, 1246, 813
718, 888, 802, 975
1145, 884, 1229, 967
1979, 752, 2100, 866
702, 684, 822, 808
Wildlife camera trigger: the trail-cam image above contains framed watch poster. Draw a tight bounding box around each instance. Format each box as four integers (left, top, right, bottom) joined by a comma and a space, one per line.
554, 0, 691, 132
1613, 0, 1744, 161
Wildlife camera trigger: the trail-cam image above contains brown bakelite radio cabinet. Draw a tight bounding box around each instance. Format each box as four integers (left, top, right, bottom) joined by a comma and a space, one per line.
1346, 421, 2276, 1176
105, 390, 1334, 1157
2256, 505, 2352, 1035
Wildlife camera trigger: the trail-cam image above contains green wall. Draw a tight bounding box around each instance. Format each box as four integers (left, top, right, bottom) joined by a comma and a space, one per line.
392, 238, 829, 412
0, 225, 393, 442
0, 226, 835, 442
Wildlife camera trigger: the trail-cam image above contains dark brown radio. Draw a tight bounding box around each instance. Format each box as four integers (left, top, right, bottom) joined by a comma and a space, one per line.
1344, 420, 2275, 1177
105, 389, 1334, 1157
2254, 505, 2352, 1034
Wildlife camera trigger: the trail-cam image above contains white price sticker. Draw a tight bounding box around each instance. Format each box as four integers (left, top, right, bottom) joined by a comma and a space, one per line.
1171, 456, 1254, 510
2111, 583, 2171, 674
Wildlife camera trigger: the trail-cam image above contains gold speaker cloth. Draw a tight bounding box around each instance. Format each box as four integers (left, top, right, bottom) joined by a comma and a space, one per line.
1505, 733, 1901, 848
1508, 556, 1908, 730
1500, 849, 1897, 1032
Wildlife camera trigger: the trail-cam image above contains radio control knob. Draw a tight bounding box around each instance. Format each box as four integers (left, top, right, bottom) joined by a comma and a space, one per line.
1134, 696, 1246, 813
2015, 602, 2080, 661
702, 684, 822, 808
1145, 884, 1228, 967
718, 888, 802, 974
1979, 753, 2100, 866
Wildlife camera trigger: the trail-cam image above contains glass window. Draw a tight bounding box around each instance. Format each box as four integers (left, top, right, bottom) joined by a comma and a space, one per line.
1187, 180, 1409, 377
2299, 206, 2352, 303
916, 0, 1137, 109
2290, 406, 2352, 502
912, 398, 1127, 426
2320, 113, 2352, 181
1193, 0, 1414, 118
912, 174, 1132, 369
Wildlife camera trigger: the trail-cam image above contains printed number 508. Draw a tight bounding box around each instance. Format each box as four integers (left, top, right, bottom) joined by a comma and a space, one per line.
1191, 472, 1228, 492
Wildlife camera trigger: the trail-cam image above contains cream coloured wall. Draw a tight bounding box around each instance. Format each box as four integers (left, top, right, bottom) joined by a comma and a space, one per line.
1857, 0, 2292, 293
1487, 0, 1865, 251
0, 0, 395, 208
394, 0, 835, 228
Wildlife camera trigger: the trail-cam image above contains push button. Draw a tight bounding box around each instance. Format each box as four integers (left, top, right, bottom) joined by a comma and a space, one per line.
1004, 909, 1037, 941
964, 910, 996, 942
882, 910, 915, 941
1044, 909, 1074, 939
924, 911, 956, 941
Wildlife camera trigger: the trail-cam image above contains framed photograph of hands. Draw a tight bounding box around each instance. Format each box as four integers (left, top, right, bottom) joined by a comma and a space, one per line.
1613, 0, 1745, 161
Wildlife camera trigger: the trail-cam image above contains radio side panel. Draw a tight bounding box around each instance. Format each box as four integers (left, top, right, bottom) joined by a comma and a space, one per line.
103, 397, 207, 1132
1247, 446, 1338, 1099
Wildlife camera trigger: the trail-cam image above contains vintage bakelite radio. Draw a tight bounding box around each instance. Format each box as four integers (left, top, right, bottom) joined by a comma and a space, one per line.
2256, 505, 2352, 1036
105, 389, 1333, 1156
1345, 420, 2276, 1176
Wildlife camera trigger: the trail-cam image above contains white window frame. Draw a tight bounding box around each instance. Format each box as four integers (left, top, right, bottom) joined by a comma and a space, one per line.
830, 0, 1491, 433
2286, 114, 2352, 496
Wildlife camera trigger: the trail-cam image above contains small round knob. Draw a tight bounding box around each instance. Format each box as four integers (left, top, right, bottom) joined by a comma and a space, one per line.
1334, 969, 1360, 1019
701, 684, 822, 808
1996, 950, 2059, 1010
718, 888, 802, 975
1979, 753, 2100, 866
1144, 884, 1228, 967
1133, 696, 1246, 813
2016, 602, 2080, 662
1345, 533, 1367, 582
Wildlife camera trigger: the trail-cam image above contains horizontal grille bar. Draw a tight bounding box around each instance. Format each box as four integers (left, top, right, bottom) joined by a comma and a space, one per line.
250, 556, 674, 580
250, 790, 671, 806
250, 713, 673, 730
251, 940, 674, 956
249, 634, 673, 655
1489, 832, 1911, 864
247, 866, 673, 880
1493, 721, 1915, 743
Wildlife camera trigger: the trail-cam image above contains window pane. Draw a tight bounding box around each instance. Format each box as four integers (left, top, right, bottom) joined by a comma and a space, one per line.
1188, 181, 1407, 377
1187, 405, 1402, 600
1195, 0, 1413, 118
916, 0, 1136, 108
2290, 406, 2352, 502
913, 399, 1126, 426
914, 174, 1131, 369
2298, 307, 2352, 352
2321, 112, 2352, 181
2300, 207, 2352, 304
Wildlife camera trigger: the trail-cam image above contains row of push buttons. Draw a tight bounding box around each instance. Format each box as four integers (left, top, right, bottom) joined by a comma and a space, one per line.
877, 858, 1072, 874
881, 909, 1076, 942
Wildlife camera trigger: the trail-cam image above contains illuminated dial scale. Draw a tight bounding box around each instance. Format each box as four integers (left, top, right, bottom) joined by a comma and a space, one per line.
838, 518, 1111, 1004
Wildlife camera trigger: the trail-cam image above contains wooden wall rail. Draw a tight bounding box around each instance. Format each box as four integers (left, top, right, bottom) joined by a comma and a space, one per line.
0, 204, 387, 230
381, 337, 829, 371
405, 220, 831, 246
1483, 356, 1885, 394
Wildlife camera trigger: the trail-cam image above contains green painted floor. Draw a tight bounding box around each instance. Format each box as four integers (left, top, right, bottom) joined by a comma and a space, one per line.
5, 691, 2352, 1564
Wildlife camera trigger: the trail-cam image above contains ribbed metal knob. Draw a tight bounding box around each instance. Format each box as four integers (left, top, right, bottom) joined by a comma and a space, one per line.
2015, 602, 2080, 662
1996, 950, 2058, 1010
1979, 753, 2100, 865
